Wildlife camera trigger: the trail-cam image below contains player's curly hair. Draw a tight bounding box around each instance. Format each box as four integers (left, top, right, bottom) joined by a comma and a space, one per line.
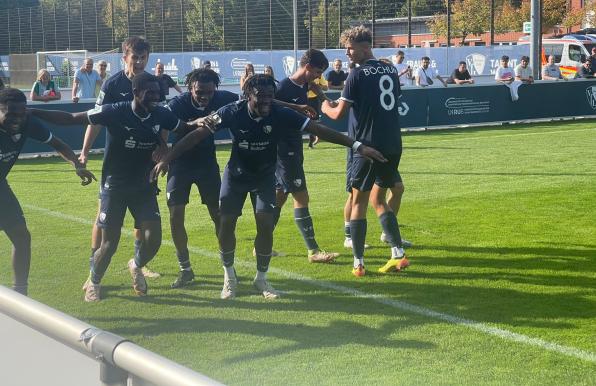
0, 88, 26, 105
340, 25, 372, 46
185, 68, 221, 88
242, 74, 277, 98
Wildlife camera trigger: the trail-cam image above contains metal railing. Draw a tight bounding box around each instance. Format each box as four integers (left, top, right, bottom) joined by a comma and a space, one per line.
0, 285, 224, 386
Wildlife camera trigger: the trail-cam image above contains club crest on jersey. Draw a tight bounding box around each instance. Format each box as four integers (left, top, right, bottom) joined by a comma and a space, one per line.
99, 212, 107, 222
125, 137, 137, 149
152, 124, 160, 134
586, 86, 596, 109
11, 134, 22, 142
263, 125, 272, 134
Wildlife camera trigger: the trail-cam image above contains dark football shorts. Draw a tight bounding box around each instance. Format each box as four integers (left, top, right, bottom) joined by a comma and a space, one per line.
220, 166, 276, 217
0, 179, 26, 231
97, 188, 161, 229
345, 149, 353, 193
349, 153, 403, 192
166, 163, 221, 207
275, 156, 307, 194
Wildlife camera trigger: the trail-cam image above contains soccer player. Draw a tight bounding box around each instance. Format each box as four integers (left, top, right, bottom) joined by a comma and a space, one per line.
322, 25, 410, 277
0, 88, 95, 296
31, 73, 201, 302
151, 74, 385, 299
273, 49, 339, 263
165, 68, 238, 288
79, 36, 161, 278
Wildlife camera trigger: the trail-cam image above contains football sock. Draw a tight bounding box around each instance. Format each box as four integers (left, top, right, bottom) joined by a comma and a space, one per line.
272, 206, 282, 228
220, 249, 235, 268
255, 270, 267, 281
89, 247, 98, 270
379, 211, 402, 248
349, 219, 367, 260
177, 250, 191, 271
344, 221, 351, 239
223, 265, 236, 280
353, 257, 364, 268
294, 207, 319, 251
133, 238, 141, 257
255, 252, 272, 273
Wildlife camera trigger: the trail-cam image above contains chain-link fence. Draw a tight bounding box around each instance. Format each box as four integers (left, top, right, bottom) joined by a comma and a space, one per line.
0, 0, 560, 56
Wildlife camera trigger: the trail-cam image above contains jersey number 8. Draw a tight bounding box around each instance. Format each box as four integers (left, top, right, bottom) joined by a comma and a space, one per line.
379, 75, 395, 111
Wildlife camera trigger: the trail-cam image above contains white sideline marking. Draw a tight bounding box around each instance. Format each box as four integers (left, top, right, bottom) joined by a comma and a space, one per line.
22, 204, 596, 363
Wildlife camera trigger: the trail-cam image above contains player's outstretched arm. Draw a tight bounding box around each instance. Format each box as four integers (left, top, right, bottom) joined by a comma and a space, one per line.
150, 125, 213, 181
79, 124, 102, 166
47, 136, 96, 185
304, 121, 387, 163
28, 109, 90, 125
274, 99, 318, 119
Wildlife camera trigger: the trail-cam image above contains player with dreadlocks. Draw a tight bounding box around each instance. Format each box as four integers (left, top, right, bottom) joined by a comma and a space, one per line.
151, 74, 387, 299
164, 68, 239, 288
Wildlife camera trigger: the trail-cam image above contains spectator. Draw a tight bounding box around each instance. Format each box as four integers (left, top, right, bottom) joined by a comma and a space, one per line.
307, 73, 328, 119
155, 62, 182, 104
264, 65, 276, 80
95, 60, 108, 97
541, 55, 564, 81
30, 69, 61, 102
415, 56, 447, 87
447, 61, 475, 85
575, 58, 595, 78
326, 58, 348, 90
394, 50, 412, 86
72, 58, 101, 103
203, 60, 212, 70
495, 55, 521, 101
0, 77, 4, 90
515, 55, 534, 84
239, 63, 254, 90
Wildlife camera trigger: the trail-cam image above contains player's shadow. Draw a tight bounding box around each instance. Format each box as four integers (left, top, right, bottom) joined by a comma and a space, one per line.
404, 146, 471, 150
405, 170, 596, 177
96, 315, 434, 363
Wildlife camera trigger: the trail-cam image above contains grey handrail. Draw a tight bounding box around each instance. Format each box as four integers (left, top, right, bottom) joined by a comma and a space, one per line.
0, 285, 224, 386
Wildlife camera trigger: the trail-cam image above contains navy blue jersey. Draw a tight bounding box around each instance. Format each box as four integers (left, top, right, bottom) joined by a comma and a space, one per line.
215, 100, 309, 177
274, 77, 309, 160
341, 59, 402, 154
167, 90, 238, 169
0, 116, 53, 180
96, 70, 135, 106
87, 101, 181, 191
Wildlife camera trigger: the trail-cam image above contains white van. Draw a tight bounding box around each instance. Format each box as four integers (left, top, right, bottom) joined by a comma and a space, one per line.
519, 34, 596, 78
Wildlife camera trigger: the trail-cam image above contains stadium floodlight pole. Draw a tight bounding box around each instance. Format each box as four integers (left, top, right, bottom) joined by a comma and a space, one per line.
530, 0, 541, 79
293, 0, 298, 69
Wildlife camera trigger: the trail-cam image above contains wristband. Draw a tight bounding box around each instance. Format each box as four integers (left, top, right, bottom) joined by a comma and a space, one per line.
352, 141, 362, 152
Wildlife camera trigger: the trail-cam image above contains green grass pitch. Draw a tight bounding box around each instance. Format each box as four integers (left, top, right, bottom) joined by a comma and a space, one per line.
1, 121, 595, 385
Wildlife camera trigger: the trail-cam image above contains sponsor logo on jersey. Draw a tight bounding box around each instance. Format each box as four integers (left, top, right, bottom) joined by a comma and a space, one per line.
125, 137, 137, 149
239, 140, 249, 149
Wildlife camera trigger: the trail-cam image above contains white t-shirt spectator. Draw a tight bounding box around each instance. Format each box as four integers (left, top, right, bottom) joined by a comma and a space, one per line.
515, 64, 533, 80
415, 66, 438, 86
494, 66, 515, 81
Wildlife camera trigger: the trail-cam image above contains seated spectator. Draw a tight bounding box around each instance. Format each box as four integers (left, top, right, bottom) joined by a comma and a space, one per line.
394, 50, 412, 86
575, 58, 595, 78
515, 56, 534, 84
240, 63, 254, 90
415, 56, 447, 87
447, 61, 475, 85
326, 59, 347, 90
541, 55, 564, 81
72, 58, 101, 103
495, 55, 521, 101
155, 62, 182, 104
30, 69, 61, 102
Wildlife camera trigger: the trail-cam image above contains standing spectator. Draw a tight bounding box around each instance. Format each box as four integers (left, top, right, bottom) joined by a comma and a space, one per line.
394, 50, 412, 86
30, 69, 61, 102
72, 58, 101, 103
542, 55, 564, 81
415, 56, 447, 87
515, 56, 534, 84
96, 60, 109, 95
264, 65, 275, 79
307, 73, 328, 118
155, 62, 182, 104
0, 77, 4, 90
326, 59, 348, 90
240, 63, 255, 90
447, 61, 475, 85
495, 55, 521, 101
575, 58, 595, 78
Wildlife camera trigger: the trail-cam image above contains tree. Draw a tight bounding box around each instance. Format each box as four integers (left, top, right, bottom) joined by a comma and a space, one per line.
427, 0, 491, 45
